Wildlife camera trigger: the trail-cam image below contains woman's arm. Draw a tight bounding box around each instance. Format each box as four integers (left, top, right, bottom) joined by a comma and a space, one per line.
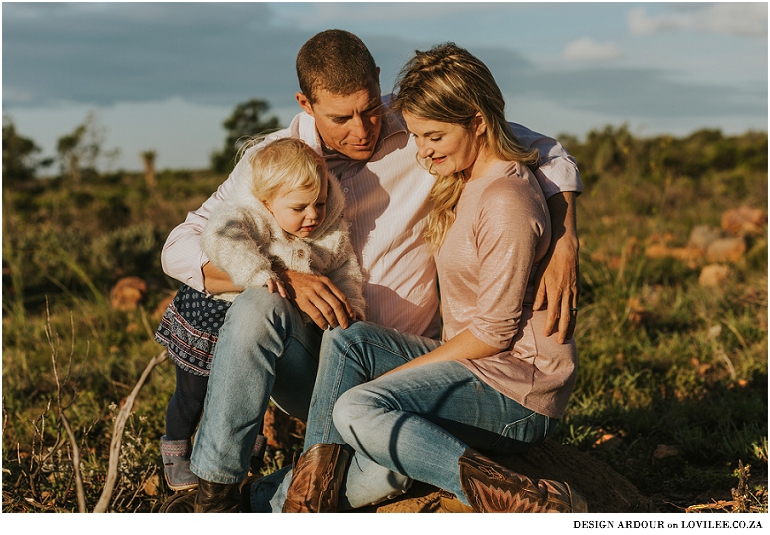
387, 173, 547, 375
382, 329, 498, 376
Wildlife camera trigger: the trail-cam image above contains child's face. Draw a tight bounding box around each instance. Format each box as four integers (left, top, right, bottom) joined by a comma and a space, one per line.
264, 173, 328, 239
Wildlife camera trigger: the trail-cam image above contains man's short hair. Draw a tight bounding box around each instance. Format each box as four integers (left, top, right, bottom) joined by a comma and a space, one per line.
296, 29, 378, 104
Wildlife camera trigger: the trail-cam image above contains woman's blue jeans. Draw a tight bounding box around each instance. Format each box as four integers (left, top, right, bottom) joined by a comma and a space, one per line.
250, 320, 557, 510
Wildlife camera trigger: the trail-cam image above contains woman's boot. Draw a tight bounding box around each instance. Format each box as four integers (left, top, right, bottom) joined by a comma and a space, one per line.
458, 448, 588, 513
160, 436, 198, 491
282, 443, 349, 512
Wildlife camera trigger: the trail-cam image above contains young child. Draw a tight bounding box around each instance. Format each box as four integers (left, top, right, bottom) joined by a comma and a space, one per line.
154, 137, 365, 491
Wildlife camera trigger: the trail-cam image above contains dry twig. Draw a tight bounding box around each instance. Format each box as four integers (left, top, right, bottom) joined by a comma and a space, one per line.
92, 349, 167, 513
46, 304, 87, 512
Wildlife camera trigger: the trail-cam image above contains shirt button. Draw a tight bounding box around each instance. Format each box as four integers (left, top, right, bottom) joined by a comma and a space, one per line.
343, 188, 349, 193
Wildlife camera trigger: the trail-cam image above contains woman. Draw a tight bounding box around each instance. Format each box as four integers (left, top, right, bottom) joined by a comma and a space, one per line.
257, 42, 585, 514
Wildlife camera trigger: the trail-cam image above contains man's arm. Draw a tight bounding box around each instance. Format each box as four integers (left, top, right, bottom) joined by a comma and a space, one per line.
533, 191, 579, 344
510, 123, 581, 343
202, 262, 244, 295
161, 120, 300, 292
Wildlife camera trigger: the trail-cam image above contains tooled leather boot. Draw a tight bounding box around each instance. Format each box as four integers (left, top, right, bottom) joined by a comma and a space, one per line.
282, 443, 350, 512
458, 448, 588, 513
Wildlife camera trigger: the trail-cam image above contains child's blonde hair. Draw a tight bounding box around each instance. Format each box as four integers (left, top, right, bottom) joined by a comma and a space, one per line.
240, 137, 326, 202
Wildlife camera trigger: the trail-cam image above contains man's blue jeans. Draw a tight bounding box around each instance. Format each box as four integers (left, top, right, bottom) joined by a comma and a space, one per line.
251, 320, 556, 510
190, 287, 322, 484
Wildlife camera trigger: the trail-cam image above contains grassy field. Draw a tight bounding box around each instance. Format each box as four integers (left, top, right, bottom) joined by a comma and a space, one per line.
2, 127, 767, 513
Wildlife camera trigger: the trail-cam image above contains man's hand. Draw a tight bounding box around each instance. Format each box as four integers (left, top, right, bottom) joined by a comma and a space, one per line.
533, 192, 579, 344
279, 270, 354, 330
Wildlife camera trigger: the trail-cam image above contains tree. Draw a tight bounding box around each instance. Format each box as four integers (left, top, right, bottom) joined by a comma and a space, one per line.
2, 116, 50, 184
56, 112, 120, 182
210, 99, 282, 173
140, 150, 157, 192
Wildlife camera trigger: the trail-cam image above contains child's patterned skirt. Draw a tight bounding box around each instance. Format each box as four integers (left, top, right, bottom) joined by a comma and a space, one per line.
155, 284, 232, 377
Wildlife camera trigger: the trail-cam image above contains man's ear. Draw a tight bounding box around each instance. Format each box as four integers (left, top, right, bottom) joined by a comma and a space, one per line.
296, 92, 314, 117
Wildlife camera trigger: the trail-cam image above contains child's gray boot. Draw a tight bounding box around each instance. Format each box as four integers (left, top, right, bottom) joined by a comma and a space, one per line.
160, 436, 198, 491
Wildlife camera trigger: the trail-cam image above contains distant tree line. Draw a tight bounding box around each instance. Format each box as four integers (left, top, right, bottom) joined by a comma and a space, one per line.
2, 98, 282, 183
3, 102, 766, 186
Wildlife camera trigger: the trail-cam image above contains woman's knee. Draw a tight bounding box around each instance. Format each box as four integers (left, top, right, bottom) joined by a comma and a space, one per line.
332, 386, 380, 441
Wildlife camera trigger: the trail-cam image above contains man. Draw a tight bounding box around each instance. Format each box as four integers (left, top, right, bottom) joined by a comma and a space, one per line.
160, 29, 581, 512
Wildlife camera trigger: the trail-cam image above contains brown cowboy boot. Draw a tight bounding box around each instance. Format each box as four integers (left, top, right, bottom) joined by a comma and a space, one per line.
458, 448, 588, 513
282, 443, 349, 513
193, 479, 242, 512
159, 489, 196, 513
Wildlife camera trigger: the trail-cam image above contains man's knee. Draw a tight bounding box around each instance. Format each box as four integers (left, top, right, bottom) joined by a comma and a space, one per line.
230, 287, 292, 317
218, 287, 300, 339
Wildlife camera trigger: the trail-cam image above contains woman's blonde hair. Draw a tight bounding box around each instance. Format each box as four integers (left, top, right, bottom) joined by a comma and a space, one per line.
392, 42, 540, 250
238, 137, 326, 202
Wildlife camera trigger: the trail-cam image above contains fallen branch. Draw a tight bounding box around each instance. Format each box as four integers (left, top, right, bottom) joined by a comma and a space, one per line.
47, 306, 87, 513
93, 349, 167, 513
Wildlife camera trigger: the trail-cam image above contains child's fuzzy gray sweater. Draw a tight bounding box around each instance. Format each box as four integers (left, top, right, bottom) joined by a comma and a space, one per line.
201, 173, 366, 321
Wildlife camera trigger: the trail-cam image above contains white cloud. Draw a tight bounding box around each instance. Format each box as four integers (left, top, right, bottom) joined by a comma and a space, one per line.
3, 86, 35, 104
629, 3, 768, 38
563, 37, 623, 61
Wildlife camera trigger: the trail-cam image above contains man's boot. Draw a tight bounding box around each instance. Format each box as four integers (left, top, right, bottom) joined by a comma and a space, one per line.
159, 478, 253, 513
193, 479, 242, 512
458, 448, 588, 513
282, 443, 349, 512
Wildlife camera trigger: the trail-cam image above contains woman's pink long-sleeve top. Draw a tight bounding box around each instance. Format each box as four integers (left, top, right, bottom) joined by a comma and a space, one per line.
436, 160, 577, 419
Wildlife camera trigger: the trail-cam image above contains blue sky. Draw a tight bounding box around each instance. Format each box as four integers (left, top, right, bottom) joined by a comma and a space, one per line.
3, 2, 768, 171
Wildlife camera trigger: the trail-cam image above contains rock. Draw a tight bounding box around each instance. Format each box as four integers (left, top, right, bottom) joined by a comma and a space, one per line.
153, 293, 175, 320
706, 237, 746, 263
721, 206, 767, 236
363, 439, 658, 513
627, 296, 653, 327
654, 444, 679, 459
262, 404, 306, 451
699, 264, 732, 287
688, 225, 722, 249
644, 244, 702, 266
110, 277, 148, 311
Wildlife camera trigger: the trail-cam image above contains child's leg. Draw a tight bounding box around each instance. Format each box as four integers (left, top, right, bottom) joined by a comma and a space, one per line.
161, 366, 208, 491
165, 366, 208, 440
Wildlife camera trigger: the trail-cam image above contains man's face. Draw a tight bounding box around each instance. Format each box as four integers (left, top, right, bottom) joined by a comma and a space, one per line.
297, 81, 383, 161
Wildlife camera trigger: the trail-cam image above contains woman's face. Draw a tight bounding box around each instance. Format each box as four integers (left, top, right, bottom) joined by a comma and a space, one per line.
402, 111, 485, 178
